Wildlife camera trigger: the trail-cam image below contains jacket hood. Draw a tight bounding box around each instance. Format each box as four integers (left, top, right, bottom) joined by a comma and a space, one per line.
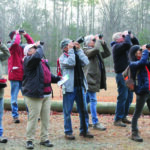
129, 45, 141, 61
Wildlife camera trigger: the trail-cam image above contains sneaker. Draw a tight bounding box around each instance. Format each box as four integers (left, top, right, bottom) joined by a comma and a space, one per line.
13, 117, 20, 124
65, 134, 75, 140
0, 136, 8, 143
40, 140, 53, 147
26, 141, 34, 149
122, 118, 131, 124
93, 123, 106, 131
131, 131, 143, 142
79, 131, 94, 138
114, 120, 126, 127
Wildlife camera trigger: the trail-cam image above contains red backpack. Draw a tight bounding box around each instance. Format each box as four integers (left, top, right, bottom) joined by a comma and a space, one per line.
57, 53, 69, 77
57, 58, 62, 77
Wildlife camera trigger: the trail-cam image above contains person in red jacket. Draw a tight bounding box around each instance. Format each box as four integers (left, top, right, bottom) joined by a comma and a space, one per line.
8, 30, 34, 123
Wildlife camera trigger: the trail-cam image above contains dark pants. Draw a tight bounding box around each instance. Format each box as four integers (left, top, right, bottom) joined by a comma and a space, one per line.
115, 73, 133, 121
132, 93, 150, 132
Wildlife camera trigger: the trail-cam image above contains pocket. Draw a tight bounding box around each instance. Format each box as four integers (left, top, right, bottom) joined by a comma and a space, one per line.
87, 73, 96, 85
10, 68, 23, 76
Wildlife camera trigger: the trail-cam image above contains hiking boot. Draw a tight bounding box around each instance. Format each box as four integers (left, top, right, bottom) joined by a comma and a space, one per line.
65, 134, 75, 140
40, 140, 53, 147
122, 118, 131, 124
0, 136, 8, 143
13, 117, 20, 124
79, 131, 94, 138
114, 120, 126, 127
131, 131, 143, 142
26, 141, 34, 149
93, 123, 106, 131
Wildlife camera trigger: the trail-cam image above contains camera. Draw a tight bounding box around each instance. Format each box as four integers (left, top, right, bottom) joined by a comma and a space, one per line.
146, 44, 150, 49
122, 31, 132, 38
19, 29, 25, 34
128, 31, 131, 34
92, 38, 96, 42
76, 36, 84, 44
98, 34, 103, 39
40, 41, 44, 45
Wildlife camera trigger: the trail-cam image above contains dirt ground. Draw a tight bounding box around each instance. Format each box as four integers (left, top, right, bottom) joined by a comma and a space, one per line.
0, 111, 150, 150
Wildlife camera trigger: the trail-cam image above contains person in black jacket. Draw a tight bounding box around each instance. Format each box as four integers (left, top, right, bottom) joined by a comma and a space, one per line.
22, 41, 60, 149
129, 45, 150, 142
111, 31, 139, 127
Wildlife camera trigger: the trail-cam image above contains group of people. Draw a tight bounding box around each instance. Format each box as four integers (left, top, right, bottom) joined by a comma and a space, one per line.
0, 29, 150, 149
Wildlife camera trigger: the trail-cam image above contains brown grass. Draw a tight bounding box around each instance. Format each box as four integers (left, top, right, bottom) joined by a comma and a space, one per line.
4, 77, 136, 103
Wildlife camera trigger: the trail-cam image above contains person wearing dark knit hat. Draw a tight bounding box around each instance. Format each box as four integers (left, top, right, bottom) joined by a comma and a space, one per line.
0, 41, 10, 143
129, 45, 150, 142
7, 30, 34, 124
9, 31, 16, 40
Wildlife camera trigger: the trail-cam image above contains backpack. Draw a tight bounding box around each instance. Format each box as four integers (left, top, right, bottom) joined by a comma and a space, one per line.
57, 52, 69, 77
57, 58, 62, 77
122, 66, 139, 91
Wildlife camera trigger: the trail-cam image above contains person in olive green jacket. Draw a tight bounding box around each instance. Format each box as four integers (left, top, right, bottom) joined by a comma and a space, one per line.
0, 41, 10, 143
83, 34, 110, 130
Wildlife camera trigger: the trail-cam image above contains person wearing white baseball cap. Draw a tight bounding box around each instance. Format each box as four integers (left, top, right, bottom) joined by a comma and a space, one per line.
23, 41, 61, 149
24, 43, 37, 57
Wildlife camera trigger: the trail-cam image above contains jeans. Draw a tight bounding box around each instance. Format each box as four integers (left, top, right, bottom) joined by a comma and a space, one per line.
0, 98, 4, 136
63, 86, 89, 135
86, 91, 99, 125
10, 81, 22, 118
115, 73, 133, 121
132, 93, 150, 132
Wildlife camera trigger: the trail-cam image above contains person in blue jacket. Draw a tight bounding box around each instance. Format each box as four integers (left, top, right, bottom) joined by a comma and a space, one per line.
129, 45, 150, 142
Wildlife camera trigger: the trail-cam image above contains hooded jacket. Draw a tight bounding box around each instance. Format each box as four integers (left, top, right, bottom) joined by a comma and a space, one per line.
129, 46, 150, 95
22, 46, 60, 98
8, 33, 34, 81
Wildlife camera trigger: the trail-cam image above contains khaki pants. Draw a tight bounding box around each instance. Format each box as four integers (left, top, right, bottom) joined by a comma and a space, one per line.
25, 96, 50, 142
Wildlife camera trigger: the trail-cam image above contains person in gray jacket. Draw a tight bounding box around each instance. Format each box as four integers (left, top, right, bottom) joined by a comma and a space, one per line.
0, 41, 10, 143
83, 35, 110, 130
59, 39, 94, 140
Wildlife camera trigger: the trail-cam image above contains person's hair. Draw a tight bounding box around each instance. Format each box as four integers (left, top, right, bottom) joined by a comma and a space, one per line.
112, 32, 122, 41
84, 35, 93, 47
129, 45, 141, 61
